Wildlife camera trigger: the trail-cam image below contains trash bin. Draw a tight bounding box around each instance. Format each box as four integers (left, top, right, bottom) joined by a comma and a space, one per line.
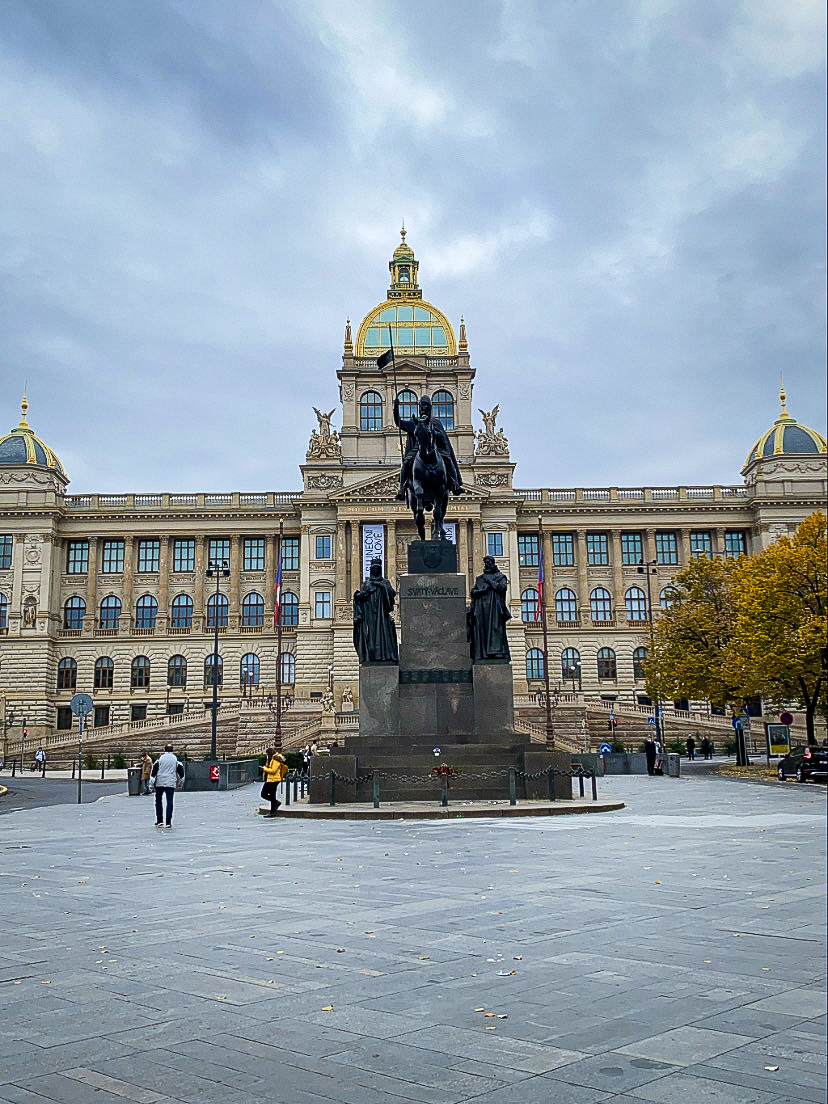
127, 766, 142, 796
667, 753, 681, 778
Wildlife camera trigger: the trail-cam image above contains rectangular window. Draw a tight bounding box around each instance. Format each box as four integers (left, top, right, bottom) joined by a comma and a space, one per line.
690, 531, 712, 557
315, 535, 332, 560
56, 706, 73, 731
130, 704, 147, 722
102, 540, 124, 573
725, 531, 747, 557
655, 532, 679, 565
93, 705, 110, 728
621, 533, 643, 565
167, 702, 184, 715
587, 533, 609, 565
137, 539, 160, 573
281, 537, 299, 571
487, 533, 503, 557
0, 535, 13, 570
67, 540, 89, 574
209, 538, 231, 566
173, 539, 195, 573
244, 538, 265, 572
314, 591, 332, 619
518, 534, 539, 567
552, 533, 574, 566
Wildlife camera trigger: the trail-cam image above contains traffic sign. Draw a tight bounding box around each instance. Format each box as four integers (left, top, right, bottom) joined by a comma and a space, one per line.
209, 765, 220, 781
780, 711, 794, 725
70, 693, 94, 716
599, 743, 612, 754
609, 711, 615, 721
647, 717, 656, 726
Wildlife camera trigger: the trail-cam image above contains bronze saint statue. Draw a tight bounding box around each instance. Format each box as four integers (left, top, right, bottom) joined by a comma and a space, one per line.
467, 555, 511, 662
394, 394, 464, 541
353, 558, 399, 664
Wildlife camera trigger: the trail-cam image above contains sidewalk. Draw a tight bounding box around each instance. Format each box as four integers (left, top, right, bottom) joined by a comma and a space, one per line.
0, 774, 825, 1104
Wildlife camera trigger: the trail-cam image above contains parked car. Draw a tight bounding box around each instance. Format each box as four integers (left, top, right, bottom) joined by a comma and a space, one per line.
777, 745, 828, 783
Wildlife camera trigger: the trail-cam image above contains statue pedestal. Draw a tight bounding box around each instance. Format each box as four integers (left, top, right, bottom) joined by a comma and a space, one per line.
472, 662, 514, 741
358, 665, 399, 737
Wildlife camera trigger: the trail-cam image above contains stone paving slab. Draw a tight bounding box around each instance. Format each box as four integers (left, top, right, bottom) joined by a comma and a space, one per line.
0, 773, 824, 1104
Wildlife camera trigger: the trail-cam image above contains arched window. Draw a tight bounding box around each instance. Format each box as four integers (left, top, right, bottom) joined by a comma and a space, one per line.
94, 656, 114, 690
99, 595, 121, 630
525, 648, 545, 680
171, 594, 193, 629
660, 586, 678, 610
432, 390, 455, 428
207, 593, 229, 629
131, 655, 151, 689
360, 391, 383, 431
280, 591, 299, 626
590, 587, 612, 622
0, 593, 8, 629
279, 652, 296, 684
204, 654, 223, 688
57, 656, 77, 690
561, 647, 581, 682
64, 596, 86, 630
167, 655, 187, 688
241, 592, 264, 628
555, 588, 577, 622
396, 389, 419, 421
135, 594, 158, 629
633, 646, 648, 681
240, 653, 260, 686
625, 587, 647, 622
521, 587, 539, 622
597, 647, 617, 680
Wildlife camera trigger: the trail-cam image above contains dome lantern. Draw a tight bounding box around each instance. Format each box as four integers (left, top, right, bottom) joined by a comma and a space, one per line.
743, 385, 826, 473
0, 395, 67, 478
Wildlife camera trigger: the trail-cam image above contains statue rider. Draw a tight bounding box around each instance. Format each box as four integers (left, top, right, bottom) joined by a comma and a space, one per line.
393, 395, 465, 502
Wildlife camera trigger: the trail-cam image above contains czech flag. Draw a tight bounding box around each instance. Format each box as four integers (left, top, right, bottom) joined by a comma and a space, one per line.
536, 541, 544, 622
273, 547, 282, 628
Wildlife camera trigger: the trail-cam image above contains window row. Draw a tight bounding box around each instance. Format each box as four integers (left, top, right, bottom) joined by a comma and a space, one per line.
56, 652, 297, 691
525, 646, 649, 682
360, 389, 455, 430
512, 530, 747, 567
64, 592, 302, 630
64, 537, 302, 575
519, 586, 677, 623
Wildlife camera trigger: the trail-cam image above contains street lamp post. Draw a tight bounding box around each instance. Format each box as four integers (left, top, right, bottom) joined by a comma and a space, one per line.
537, 516, 554, 747
205, 558, 230, 762
637, 560, 664, 749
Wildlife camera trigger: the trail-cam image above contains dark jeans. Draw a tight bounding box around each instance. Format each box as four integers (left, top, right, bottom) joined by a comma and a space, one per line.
155, 786, 175, 825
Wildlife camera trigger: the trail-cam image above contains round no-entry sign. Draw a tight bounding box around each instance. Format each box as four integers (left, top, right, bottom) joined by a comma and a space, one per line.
780, 711, 794, 725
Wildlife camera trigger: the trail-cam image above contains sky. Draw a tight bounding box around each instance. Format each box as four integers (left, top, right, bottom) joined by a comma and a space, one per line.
1, 0, 825, 494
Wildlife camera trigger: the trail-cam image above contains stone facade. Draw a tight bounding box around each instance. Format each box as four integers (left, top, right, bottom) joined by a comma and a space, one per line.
0, 238, 825, 748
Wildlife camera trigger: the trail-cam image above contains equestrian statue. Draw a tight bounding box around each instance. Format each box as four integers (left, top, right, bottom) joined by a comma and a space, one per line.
393, 395, 465, 541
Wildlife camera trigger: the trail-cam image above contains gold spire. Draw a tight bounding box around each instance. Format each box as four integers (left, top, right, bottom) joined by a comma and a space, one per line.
344, 317, 353, 353
18, 391, 29, 429
458, 316, 468, 351
779, 375, 787, 416
400, 222, 406, 244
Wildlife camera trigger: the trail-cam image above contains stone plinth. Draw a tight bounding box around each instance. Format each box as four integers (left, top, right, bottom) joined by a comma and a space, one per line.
473, 662, 514, 741
358, 664, 399, 738
407, 539, 457, 574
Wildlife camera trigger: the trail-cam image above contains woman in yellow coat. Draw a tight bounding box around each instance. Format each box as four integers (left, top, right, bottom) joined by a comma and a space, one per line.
261, 748, 288, 817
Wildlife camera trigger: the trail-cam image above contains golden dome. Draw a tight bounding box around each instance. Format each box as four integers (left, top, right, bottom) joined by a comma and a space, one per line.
743, 386, 826, 471
0, 396, 66, 476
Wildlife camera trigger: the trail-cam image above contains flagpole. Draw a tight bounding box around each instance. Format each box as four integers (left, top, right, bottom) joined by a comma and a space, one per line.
537, 515, 554, 747
275, 519, 283, 748
388, 325, 404, 458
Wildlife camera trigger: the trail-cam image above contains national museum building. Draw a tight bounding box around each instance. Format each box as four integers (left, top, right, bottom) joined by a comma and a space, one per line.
1, 233, 826, 742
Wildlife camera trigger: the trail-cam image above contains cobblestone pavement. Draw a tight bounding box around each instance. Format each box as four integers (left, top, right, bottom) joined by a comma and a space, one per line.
1, 774, 825, 1104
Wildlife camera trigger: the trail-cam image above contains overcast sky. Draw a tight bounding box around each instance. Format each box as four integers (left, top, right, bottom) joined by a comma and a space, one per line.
1, 0, 825, 494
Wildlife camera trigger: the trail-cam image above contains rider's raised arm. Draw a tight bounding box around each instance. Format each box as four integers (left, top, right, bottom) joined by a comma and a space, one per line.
393, 398, 415, 434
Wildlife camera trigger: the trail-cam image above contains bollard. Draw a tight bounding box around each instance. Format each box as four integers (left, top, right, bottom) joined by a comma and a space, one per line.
441, 779, 448, 807
329, 773, 336, 807
284, 775, 291, 807
11, 758, 16, 778
373, 776, 380, 809
591, 772, 597, 801
548, 767, 556, 802
578, 774, 584, 798
71, 759, 75, 779
293, 775, 298, 803
509, 769, 516, 806
41, 761, 46, 778
100, 760, 105, 781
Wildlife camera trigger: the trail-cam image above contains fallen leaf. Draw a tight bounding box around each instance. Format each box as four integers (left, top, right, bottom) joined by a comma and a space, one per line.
764, 1065, 779, 1072
266, 956, 275, 961
216, 994, 227, 1001
761, 967, 771, 972
484, 1012, 495, 1018
322, 1004, 334, 1011
474, 1007, 486, 1012
513, 955, 523, 960
418, 955, 430, 961
315, 964, 326, 969
654, 880, 661, 885
498, 1014, 508, 1019
41, 980, 51, 985
485, 1026, 496, 1031
337, 948, 346, 954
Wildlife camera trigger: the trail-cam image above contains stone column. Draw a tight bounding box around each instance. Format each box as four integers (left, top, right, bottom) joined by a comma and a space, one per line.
229, 535, 241, 630
611, 531, 624, 623
715, 527, 727, 558
264, 534, 276, 622
194, 536, 205, 632
645, 528, 657, 565
576, 530, 589, 614
299, 525, 310, 605
86, 537, 99, 629
385, 520, 397, 590
506, 522, 519, 607
336, 521, 348, 604
679, 529, 692, 567
157, 535, 170, 624
543, 528, 555, 622
345, 521, 353, 600
456, 518, 468, 591
472, 519, 483, 575
121, 536, 134, 630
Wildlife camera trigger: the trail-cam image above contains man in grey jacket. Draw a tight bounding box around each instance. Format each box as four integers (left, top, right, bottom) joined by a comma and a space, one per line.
151, 744, 185, 829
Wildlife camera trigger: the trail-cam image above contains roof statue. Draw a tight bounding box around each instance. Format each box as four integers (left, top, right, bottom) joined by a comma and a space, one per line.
475, 405, 509, 457
307, 406, 341, 460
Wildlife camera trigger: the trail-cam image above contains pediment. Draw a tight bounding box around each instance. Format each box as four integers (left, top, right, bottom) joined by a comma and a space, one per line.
329, 469, 489, 502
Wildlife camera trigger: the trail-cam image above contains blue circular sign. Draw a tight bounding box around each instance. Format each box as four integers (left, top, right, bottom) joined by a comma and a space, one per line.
599, 743, 613, 754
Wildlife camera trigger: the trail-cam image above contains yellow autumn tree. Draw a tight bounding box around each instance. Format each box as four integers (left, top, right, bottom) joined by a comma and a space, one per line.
730, 511, 827, 744
645, 554, 741, 709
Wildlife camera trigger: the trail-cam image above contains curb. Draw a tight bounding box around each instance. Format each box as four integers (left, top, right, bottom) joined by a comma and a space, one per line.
255, 799, 626, 821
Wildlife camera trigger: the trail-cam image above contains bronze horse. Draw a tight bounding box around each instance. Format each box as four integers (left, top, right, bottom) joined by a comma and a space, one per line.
407, 417, 449, 541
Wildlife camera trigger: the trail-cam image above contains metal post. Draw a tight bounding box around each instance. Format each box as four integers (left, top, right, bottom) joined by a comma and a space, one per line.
373, 776, 380, 809
537, 517, 554, 747
11, 757, 16, 777
329, 772, 336, 806
441, 779, 448, 807
293, 773, 298, 802
77, 711, 83, 805
591, 772, 598, 801
509, 769, 516, 806
578, 773, 584, 798
284, 774, 291, 806
639, 561, 664, 750
275, 520, 284, 749
100, 758, 105, 780
548, 767, 555, 802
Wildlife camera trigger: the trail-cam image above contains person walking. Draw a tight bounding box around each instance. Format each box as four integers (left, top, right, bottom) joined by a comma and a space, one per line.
686, 735, 696, 761
644, 736, 657, 776
261, 748, 288, 818
150, 744, 184, 829
34, 747, 46, 774
139, 750, 153, 795
701, 736, 711, 760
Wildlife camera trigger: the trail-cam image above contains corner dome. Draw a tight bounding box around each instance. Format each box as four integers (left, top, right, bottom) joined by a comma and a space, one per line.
743, 387, 826, 472
0, 397, 66, 477
354, 231, 457, 357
